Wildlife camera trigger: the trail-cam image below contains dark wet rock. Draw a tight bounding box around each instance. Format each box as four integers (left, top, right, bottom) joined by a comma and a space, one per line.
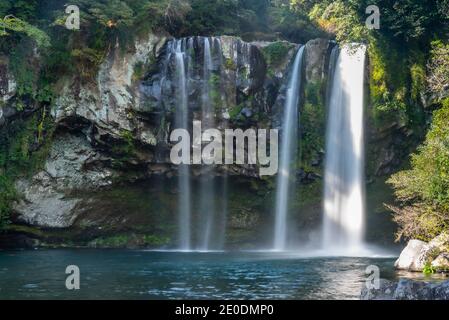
360, 279, 397, 300
361, 279, 449, 300
393, 279, 433, 300
304, 38, 330, 83
311, 157, 320, 167
0, 57, 17, 126
432, 280, 449, 300
228, 211, 260, 230
240, 107, 253, 118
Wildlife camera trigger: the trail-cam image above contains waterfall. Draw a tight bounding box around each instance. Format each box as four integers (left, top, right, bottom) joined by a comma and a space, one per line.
215, 38, 229, 250
173, 39, 192, 251
164, 36, 229, 251
199, 37, 216, 251
273, 46, 305, 251
322, 45, 366, 253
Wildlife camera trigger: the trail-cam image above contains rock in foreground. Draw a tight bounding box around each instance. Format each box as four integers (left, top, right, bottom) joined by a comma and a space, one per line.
395, 233, 449, 272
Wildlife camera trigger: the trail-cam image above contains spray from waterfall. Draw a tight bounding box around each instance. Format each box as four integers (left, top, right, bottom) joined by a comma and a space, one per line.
273, 46, 305, 251
322, 45, 367, 254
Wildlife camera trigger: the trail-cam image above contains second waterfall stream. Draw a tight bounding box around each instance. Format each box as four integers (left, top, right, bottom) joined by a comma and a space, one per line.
273, 46, 305, 251
322, 44, 367, 254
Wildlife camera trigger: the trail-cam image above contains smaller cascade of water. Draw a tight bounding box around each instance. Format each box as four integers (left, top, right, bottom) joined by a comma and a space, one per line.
322, 45, 367, 254
273, 46, 305, 251
199, 37, 217, 251
173, 39, 192, 251
215, 38, 229, 250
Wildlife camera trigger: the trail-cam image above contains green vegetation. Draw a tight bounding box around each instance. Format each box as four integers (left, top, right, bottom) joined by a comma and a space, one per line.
306, 0, 368, 43
132, 61, 145, 82
267, 0, 326, 42
110, 129, 138, 168
0, 15, 50, 47
301, 81, 325, 172
90, 234, 170, 248
0, 176, 15, 229
90, 234, 129, 247
228, 104, 244, 120
298, 180, 322, 207
224, 58, 236, 71
388, 99, 449, 241
0, 112, 55, 229
142, 234, 171, 246
262, 41, 294, 70
423, 262, 436, 275
208, 73, 222, 110
426, 40, 449, 97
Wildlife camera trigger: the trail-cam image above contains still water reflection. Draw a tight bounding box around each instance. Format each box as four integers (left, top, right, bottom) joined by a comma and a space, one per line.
0, 249, 437, 300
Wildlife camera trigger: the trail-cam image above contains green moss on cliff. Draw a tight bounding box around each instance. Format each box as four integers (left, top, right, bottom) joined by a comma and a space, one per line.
300, 81, 325, 170
0, 111, 54, 230
111, 129, 139, 168
261, 41, 294, 71
0, 176, 15, 230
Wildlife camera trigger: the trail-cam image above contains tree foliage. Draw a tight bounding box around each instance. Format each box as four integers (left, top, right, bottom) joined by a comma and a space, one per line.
426, 40, 449, 96
379, 0, 442, 42
388, 99, 449, 241
307, 0, 368, 43
0, 15, 50, 47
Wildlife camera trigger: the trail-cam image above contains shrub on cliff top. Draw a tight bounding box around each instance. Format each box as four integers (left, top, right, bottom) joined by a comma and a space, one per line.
261, 41, 294, 69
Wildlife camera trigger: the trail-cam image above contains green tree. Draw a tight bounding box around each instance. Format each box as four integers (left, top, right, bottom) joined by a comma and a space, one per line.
388, 98, 449, 241
378, 0, 443, 43
0, 15, 50, 47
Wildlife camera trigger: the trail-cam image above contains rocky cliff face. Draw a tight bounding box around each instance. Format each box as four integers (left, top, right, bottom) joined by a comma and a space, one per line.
0, 57, 17, 127
1, 33, 331, 247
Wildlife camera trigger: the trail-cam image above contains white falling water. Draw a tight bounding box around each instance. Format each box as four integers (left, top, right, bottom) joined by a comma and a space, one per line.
322, 45, 367, 254
274, 46, 305, 251
173, 39, 192, 251
199, 37, 217, 251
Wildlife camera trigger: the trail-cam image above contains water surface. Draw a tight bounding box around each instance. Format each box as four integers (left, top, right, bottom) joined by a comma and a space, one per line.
0, 249, 429, 300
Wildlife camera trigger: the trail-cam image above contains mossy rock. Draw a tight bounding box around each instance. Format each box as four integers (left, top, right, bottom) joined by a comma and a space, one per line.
261, 41, 295, 70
